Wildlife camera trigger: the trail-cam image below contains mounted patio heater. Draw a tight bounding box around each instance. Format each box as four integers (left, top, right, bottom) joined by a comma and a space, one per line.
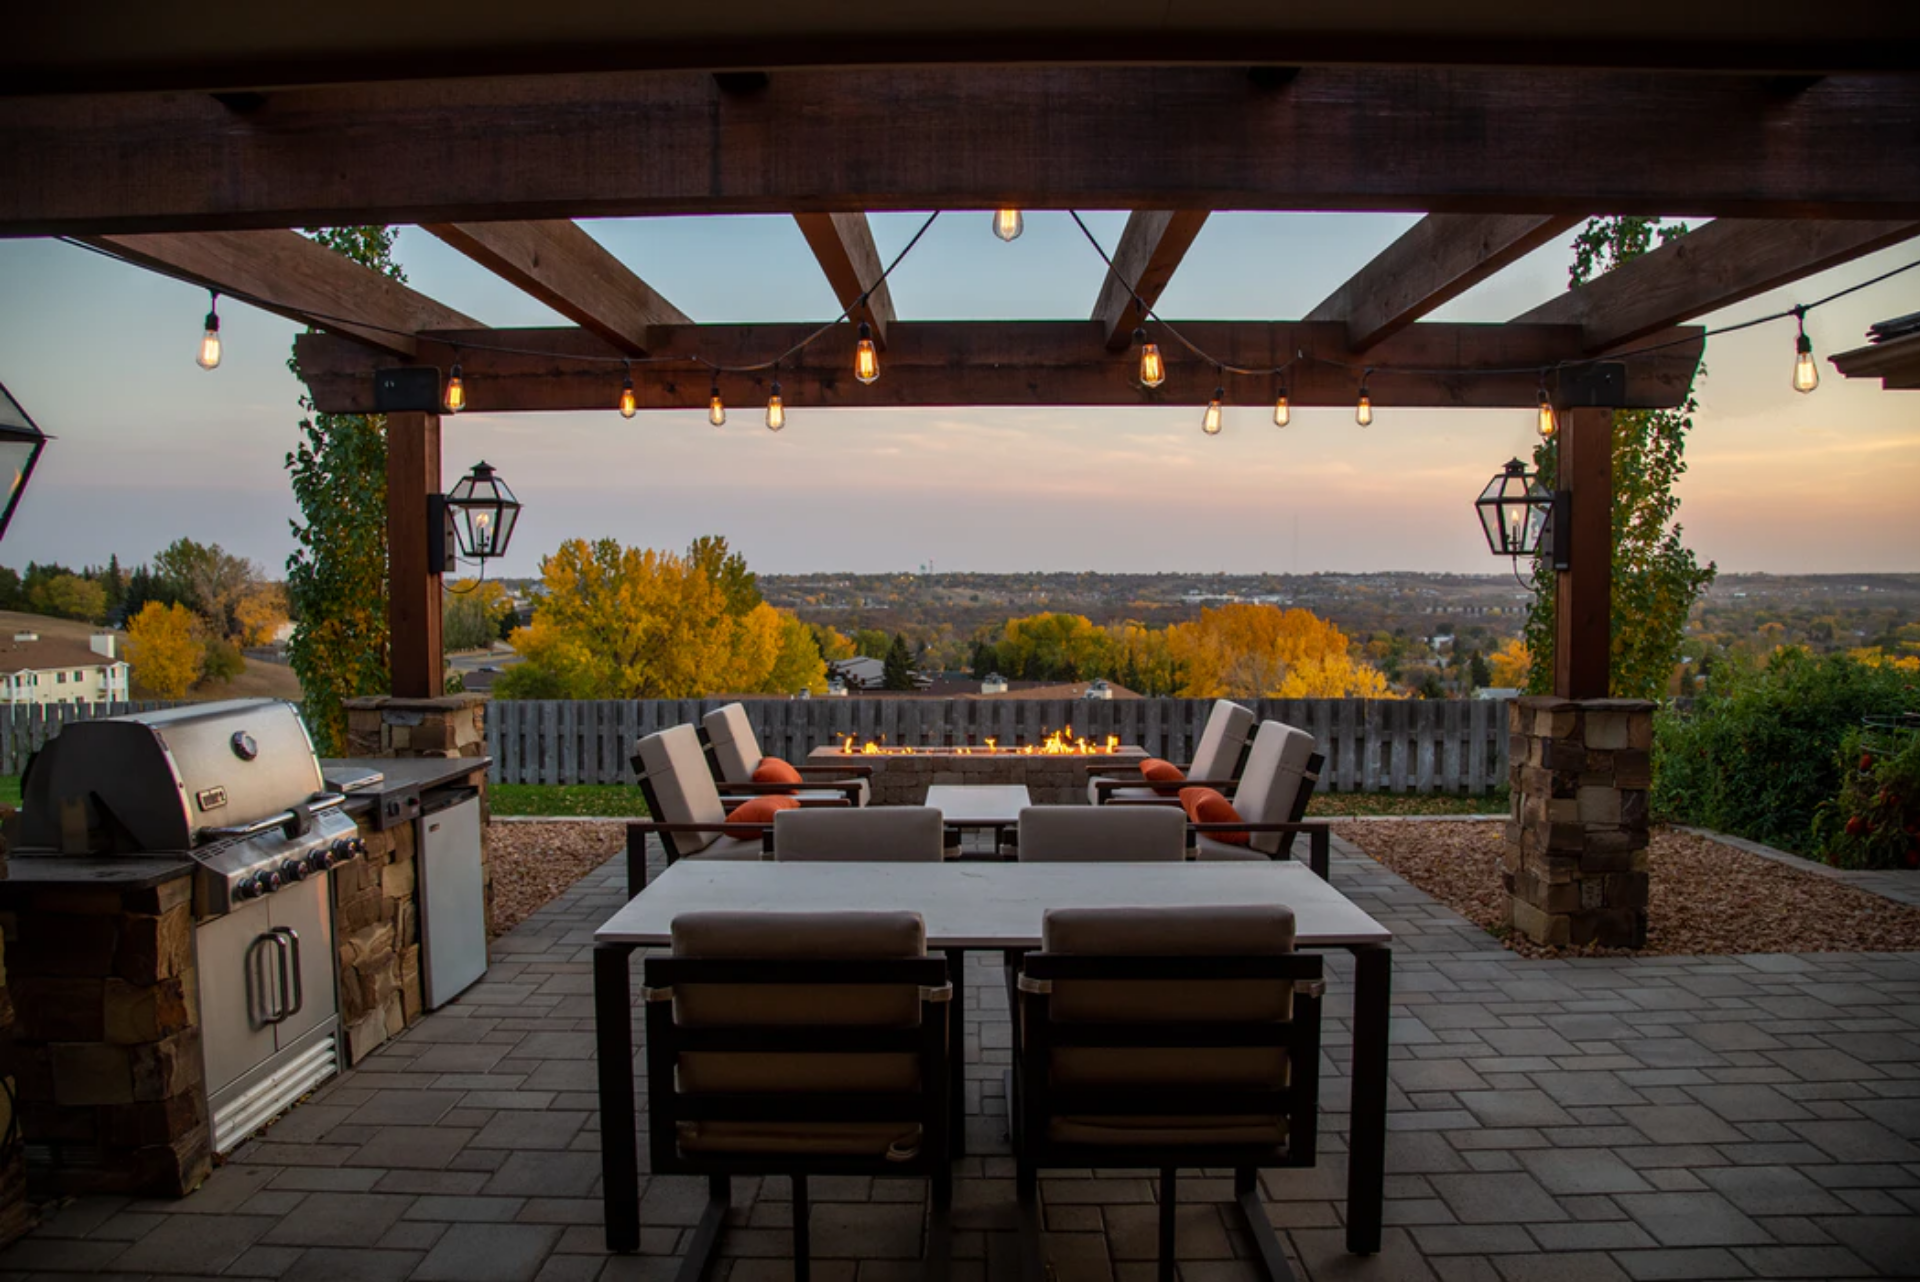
1475, 457, 1568, 570
0, 382, 49, 542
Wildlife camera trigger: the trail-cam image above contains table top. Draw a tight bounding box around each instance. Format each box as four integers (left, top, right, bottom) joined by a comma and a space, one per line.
597, 859, 1392, 949
924, 784, 1031, 824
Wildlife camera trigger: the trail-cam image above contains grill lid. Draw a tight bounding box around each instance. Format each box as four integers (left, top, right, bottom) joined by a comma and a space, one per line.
21, 699, 324, 852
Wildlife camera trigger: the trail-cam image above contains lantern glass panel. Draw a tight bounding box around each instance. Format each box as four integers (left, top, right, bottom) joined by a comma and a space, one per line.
0, 384, 48, 542
445, 463, 521, 561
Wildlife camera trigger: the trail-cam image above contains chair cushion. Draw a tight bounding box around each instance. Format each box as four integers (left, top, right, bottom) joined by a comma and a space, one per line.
1225, 721, 1317, 856
1188, 700, 1255, 782
752, 756, 804, 789
773, 806, 946, 862
635, 724, 727, 853
700, 703, 762, 784
1088, 780, 1166, 806
1178, 787, 1249, 845
1017, 805, 1185, 862
1138, 757, 1185, 783
721, 795, 800, 838
1048, 1117, 1286, 1147
1194, 834, 1270, 861
679, 1120, 925, 1158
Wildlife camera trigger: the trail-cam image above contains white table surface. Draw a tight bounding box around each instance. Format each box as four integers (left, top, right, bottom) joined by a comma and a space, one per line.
924, 784, 1032, 823
597, 859, 1392, 949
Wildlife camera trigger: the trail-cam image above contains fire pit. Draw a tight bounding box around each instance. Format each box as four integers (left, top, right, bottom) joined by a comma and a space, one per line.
810, 727, 1145, 805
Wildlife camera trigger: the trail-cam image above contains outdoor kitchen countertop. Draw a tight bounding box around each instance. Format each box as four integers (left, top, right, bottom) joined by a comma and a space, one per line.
0, 853, 195, 892
323, 756, 492, 829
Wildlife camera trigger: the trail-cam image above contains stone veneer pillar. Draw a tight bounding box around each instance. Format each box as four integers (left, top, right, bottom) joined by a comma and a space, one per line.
1504, 696, 1654, 949
336, 695, 490, 1064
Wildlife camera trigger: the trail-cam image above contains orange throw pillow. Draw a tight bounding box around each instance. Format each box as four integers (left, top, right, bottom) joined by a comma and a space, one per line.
721, 795, 800, 838
752, 757, 804, 791
1179, 786, 1249, 845
1139, 757, 1185, 783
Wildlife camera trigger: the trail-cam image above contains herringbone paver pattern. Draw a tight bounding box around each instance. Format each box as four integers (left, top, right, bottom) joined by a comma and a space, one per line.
5, 835, 1918, 1281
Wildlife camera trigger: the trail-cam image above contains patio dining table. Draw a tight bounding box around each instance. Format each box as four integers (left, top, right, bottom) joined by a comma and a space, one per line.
593, 859, 1393, 1256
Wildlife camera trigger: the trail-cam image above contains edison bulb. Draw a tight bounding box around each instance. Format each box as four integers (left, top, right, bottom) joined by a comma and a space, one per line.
992, 209, 1024, 242
1793, 334, 1819, 393
1138, 343, 1166, 388
619, 378, 637, 419
854, 323, 880, 385
1272, 392, 1290, 428
1202, 388, 1224, 436
196, 313, 222, 370
1536, 395, 1557, 439
1355, 391, 1372, 427
766, 383, 785, 432
444, 364, 467, 413
709, 389, 727, 426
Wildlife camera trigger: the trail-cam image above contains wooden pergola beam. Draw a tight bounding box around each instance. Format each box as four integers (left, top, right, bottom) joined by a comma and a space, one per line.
1092, 211, 1212, 350
1514, 218, 1920, 352
1833, 332, 1920, 390
82, 230, 480, 356
422, 221, 688, 355
1307, 214, 1584, 351
9, 68, 1919, 235
295, 320, 1705, 416
791, 214, 896, 345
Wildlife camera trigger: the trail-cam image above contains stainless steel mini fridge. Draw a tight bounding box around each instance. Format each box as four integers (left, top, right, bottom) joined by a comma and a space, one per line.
417, 789, 488, 1008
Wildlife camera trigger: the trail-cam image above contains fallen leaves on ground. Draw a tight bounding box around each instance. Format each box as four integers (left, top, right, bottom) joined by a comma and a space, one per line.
485, 820, 625, 937
1333, 820, 1920, 959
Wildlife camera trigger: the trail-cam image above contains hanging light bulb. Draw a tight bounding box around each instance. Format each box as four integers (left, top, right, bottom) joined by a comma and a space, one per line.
619, 364, 637, 419
1202, 386, 1225, 436
1355, 369, 1373, 427
1536, 382, 1557, 440
765, 380, 785, 432
1272, 385, 1290, 428
854, 322, 880, 385
1134, 328, 1166, 388
1793, 309, 1819, 393
444, 361, 467, 414
992, 209, 1024, 242
196, 291, 222, 370
708, 381, 727, 427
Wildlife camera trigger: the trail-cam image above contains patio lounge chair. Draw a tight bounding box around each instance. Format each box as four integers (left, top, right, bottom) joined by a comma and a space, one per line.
1009, 904, 1323, 1282
1086, 698, 1254, 805
1179, 719, 1331, 879
773, 806, 947, 862
702, 702, 872, 806
645, 910, 953, 1282
1015, 805, 1187, 862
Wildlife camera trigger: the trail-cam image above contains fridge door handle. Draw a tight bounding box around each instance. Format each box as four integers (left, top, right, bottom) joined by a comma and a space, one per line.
248, 933, 285, 1027
271, 926, 305, 1019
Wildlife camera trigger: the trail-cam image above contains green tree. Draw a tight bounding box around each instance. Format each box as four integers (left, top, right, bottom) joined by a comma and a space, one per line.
285, 227, 399, 753
29, 572, 108, 622
852, 628, 891, 660
0, 567, 22, 611
153, 537, 256, 637
687, 535, 762, 616
882, 633, 916, 690
1467, 650, 1493, 690
1521, 217, 1717, 701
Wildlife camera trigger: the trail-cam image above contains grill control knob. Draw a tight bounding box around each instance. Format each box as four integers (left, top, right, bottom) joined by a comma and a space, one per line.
281, 858, 309, 883
255, 870, 282, 895
308, 848, 335, 872
328, 837, 356, 865
232, 878, 260, 901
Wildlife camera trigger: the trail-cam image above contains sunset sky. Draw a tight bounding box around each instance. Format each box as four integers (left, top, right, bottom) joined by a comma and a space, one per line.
1, 214, 1915, 580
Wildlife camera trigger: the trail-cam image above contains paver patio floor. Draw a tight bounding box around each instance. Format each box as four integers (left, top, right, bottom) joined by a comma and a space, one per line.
5, 835, 1919, 1281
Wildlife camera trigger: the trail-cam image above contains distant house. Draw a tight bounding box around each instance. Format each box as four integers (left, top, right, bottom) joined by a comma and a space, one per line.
0, 632, 132, 706
826, 656, 933, 692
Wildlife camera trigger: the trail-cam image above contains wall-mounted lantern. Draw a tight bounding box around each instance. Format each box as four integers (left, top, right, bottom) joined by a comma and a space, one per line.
429, 461, 520, 574
1475, 457, 1569, 570
0, 383, 50, 542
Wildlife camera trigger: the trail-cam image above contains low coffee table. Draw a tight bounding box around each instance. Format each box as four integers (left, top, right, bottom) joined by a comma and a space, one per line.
924, 783, 1030, 858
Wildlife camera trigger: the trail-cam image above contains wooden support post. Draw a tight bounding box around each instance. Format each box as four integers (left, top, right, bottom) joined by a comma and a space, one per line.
387, 411, 444, 698
1553, 406, 1612, 699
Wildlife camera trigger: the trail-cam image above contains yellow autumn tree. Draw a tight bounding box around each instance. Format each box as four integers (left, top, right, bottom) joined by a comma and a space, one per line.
1169, 604, 1398, 699
1489, 638, 1531, 688
233, 582, 291, 647
126, 601, 205, 698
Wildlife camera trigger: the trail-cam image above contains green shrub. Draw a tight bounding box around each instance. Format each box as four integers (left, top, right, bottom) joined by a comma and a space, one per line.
1652, 649, 1916, 853
1813, 728, 1920, 870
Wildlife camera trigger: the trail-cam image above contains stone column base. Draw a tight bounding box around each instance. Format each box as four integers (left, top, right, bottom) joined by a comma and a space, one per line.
1504, 697, 1653, 949
343, 694, 488, 758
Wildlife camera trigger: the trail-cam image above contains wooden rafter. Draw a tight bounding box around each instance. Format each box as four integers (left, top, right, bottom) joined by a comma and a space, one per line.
1833, 333, 1920, 391
9, 68, 1919, 235
1514, 218, 1920, 352
423, 221, 688, 355
1092, 211, 1211, 350
1307, 215, 1584, 351
791, 214, 896, 345
295, 320, 1704, 416
82, 230, 480, 356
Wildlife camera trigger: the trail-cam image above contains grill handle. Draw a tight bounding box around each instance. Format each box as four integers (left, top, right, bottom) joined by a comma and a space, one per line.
199, 792, 348, 841
270, 926, 304, 1021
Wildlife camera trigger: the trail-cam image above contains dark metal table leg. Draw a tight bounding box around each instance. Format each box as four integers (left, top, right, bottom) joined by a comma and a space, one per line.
1346, 943, 1391, 1255
595, 942, 641, 1252
943, 947, 967, 1158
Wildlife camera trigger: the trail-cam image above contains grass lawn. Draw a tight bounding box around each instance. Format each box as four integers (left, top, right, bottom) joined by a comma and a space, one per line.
0, 776, 19, 809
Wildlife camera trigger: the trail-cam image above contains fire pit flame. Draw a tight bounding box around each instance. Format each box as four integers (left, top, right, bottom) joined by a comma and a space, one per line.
834, 728, 1120, 756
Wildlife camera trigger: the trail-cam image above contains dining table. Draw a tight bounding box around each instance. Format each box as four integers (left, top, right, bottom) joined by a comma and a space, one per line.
593, 857, 1393, 1257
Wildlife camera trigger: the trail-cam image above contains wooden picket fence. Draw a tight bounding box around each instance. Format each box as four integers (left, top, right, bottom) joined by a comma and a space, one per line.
0, 701, 182, 776
485, 697, 1515, 794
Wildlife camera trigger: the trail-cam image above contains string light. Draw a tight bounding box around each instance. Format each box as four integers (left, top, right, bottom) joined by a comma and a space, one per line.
1355, 368, 1373, 427
1135, 327, 1166, 388
1202, 379, 1224, 436
765, 379, 785, 432
1793, 307, 1819, 393
708, 381, 727, 427
1536, 376, 1557, 439
854, 322, 880, 385
196, 291, 222, 370
1272, 384, 1290, 428
444, 358, 466, 414
618, 362, 637, 418
992, 209, 1024, 242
